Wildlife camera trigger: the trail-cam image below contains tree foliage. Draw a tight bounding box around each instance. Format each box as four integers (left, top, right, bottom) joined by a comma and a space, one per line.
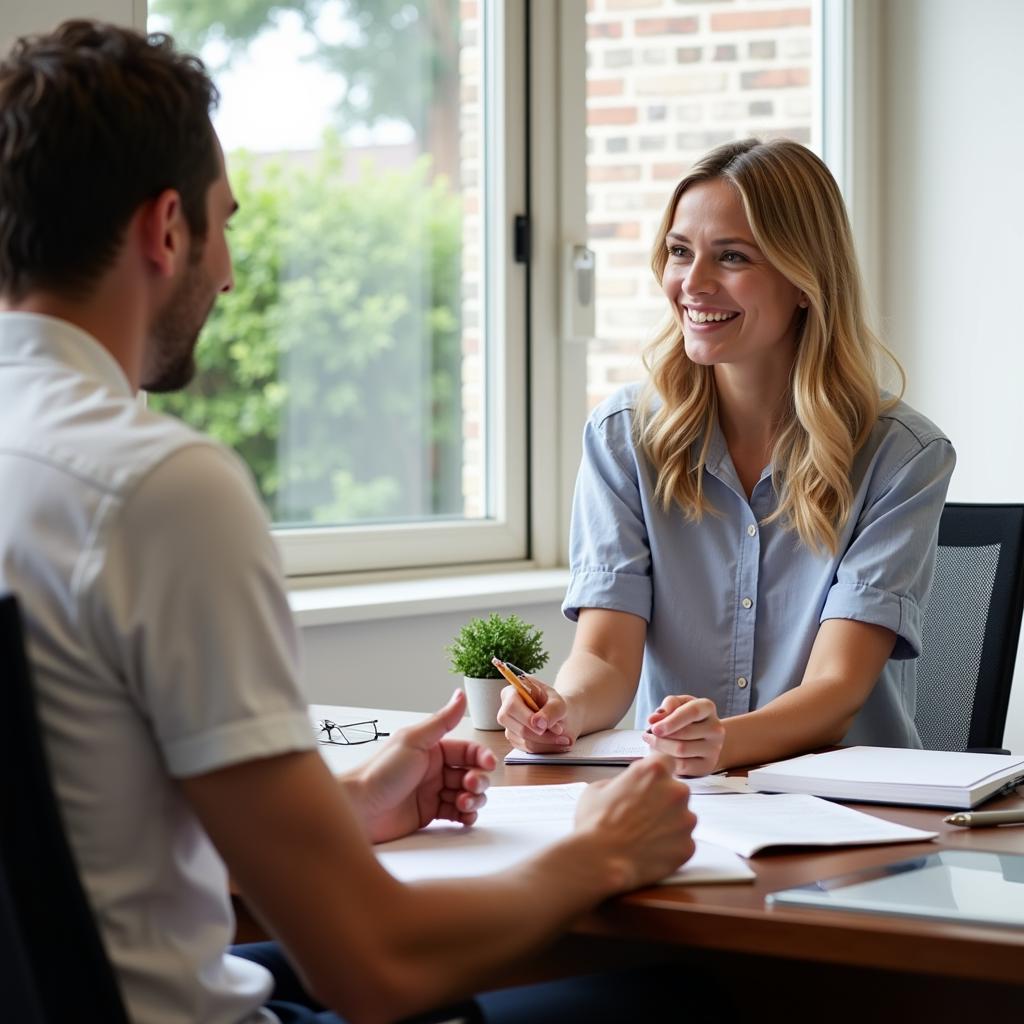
152, 0, 460, 175
151, 138, 463, 525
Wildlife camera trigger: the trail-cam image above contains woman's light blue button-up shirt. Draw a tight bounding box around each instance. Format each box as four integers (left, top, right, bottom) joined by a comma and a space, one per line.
563, 384, 956, 748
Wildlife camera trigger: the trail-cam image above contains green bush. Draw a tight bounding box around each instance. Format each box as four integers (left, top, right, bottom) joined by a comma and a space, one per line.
446, 613, 550, 680
151, 136, 463, 525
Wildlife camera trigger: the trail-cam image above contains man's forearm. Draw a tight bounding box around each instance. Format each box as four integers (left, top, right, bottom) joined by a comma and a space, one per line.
326, 832, 628, 1024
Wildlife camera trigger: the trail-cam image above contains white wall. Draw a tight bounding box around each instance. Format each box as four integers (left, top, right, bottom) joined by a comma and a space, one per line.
879, 0, 1024, 750
0, 0, 139, 50
299, 601, 576, 713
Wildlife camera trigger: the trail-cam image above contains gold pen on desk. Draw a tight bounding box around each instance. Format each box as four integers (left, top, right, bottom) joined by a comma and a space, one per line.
944, 809, 1024, 828
491, 657, 541, 713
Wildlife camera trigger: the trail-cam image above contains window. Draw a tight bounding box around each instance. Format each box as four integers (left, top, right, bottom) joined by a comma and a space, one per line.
147, 0, 529, 575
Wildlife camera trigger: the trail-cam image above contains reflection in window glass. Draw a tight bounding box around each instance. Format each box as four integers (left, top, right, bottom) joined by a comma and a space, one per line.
149, 0, 486, 528
585, 0, 821, 407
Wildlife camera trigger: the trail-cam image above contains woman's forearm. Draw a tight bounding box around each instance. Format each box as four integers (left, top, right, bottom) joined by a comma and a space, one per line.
555, 648, 639, 736
719, 618, 897, 769
555, 607, 647, 737
718, 677, 858, 769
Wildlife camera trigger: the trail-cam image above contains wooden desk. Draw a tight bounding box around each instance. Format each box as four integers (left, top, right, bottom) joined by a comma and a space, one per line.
263, 707, 1024, 1018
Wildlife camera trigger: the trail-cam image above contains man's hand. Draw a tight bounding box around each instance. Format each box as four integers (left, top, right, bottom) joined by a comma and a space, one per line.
496, 675, 579, 753
574, 754, 696, 892
347, 689, 497, 843
642, 694, 725, 776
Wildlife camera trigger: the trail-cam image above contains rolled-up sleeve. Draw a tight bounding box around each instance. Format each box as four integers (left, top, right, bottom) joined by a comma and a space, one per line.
563, 408, 653, 623
821, 434, 956, 658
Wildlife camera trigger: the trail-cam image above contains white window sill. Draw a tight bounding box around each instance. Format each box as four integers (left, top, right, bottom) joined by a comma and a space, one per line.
287, 567, 570, 627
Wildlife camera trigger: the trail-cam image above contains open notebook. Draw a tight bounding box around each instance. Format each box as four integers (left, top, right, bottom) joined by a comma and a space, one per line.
504, 728, 648, 766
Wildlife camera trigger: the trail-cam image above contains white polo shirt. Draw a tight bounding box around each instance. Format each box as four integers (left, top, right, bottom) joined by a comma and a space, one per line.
0, 313, 316, 1023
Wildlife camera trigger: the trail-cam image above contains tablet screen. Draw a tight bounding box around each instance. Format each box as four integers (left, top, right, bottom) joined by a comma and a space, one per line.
766, 850, 1024, 929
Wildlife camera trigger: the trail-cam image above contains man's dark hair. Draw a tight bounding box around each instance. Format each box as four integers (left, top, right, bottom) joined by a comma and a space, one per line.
0, 20, 220, 300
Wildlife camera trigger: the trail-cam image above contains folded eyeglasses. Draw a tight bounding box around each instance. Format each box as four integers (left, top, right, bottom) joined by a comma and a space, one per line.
316, 718, 390, 746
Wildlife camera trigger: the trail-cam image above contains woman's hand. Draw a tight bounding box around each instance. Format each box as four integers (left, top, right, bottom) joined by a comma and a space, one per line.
496, 675, 579, 753
642, 694, 725, 776
348, 689, 497, 843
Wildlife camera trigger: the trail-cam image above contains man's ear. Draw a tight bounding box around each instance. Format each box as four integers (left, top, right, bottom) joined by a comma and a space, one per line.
137, 188, 187, 279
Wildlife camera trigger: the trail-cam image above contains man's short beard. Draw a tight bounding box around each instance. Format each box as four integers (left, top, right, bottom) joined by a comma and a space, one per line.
143, 242, 211, 393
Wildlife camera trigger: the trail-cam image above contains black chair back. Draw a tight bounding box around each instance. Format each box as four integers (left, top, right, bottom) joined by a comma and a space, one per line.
915, 504, 1024, 751
0, 594, 131, 1023
0, 863, 46, 1022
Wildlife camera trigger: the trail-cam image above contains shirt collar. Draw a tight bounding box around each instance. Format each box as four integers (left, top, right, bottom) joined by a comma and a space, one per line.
702, 414, 774, 503
0, 312, 133, 398
703, 415, 729, 475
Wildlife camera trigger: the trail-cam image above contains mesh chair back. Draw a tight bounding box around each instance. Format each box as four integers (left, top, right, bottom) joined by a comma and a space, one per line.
914, 505, 1024, 751
0, 595, 131, 1023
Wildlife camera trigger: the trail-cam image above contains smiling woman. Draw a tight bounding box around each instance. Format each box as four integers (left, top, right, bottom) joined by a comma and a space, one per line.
498, 137, 958, 778
642, 138, 887, 551
660, 178, 806, 455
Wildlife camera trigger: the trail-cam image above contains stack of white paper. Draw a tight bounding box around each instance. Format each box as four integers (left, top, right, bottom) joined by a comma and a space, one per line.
747, 747, 1024, 809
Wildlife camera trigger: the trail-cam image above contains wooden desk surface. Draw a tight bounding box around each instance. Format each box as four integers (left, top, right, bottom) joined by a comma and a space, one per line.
302, 706, 1024, 1011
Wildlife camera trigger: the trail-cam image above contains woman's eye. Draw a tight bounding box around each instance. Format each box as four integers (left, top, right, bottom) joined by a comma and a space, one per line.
721, 250, 747, 264
668, 245, 691, 259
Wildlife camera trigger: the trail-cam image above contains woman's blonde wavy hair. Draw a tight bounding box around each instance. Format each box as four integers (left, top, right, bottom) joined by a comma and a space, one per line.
635, 137, 903, 554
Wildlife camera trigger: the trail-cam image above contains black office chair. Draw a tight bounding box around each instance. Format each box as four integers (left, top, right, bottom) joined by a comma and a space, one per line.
914, 504, 1024, 752
0, 594, 131, 1023
0, 863, 46, 1022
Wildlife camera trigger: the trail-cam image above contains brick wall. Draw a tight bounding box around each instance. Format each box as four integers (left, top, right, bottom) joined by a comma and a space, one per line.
584, 0, 817, 406
459, 0, 817, 514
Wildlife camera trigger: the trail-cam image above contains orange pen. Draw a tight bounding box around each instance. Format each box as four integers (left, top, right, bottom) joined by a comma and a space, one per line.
491, 657, 542, 713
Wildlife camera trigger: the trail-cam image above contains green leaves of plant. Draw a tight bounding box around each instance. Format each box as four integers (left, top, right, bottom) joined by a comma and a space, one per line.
446, 613, 549, 680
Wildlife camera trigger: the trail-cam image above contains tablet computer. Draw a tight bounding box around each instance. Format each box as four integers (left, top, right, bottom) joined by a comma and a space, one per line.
766, 850, 1024, 929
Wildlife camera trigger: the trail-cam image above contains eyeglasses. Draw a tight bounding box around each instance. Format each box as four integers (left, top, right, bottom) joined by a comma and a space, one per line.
316, 718, 390, 746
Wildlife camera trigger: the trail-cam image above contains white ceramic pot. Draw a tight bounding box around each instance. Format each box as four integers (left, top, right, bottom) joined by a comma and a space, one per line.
462, 675, 505, 730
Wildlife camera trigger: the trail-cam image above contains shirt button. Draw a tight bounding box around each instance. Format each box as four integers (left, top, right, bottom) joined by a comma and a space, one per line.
741, 597, 753, 609
737, 677, 748, 689
747, 524, 757, 537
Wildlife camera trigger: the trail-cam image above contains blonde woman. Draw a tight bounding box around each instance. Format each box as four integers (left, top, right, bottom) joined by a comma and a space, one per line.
499, 138, 955, 775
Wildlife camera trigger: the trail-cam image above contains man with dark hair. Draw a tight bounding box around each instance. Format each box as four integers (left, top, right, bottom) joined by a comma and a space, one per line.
0, 20, 697, 1024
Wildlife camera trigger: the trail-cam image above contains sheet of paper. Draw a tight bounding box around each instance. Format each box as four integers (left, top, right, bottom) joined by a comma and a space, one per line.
690, 793, 938, 858
373, 783, 753, 884
660, 841, 755, 885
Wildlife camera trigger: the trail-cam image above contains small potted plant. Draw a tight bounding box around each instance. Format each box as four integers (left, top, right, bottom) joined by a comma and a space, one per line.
447, 612, 550, 729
